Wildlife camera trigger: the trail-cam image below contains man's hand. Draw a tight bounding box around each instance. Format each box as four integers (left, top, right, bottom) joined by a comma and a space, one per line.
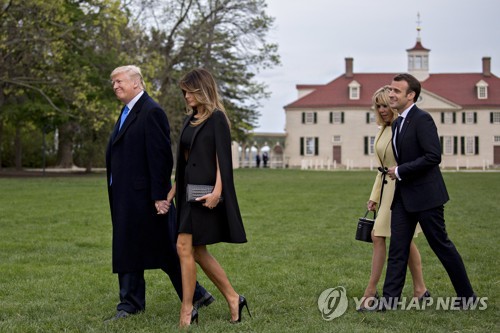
387, 166, 397, 180
155, 200, 170, 215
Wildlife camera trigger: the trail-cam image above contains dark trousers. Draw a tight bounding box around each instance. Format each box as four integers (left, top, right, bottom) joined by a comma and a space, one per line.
117, 270, 207, 313
117, 205, 207, 313
383, 194, 474, 299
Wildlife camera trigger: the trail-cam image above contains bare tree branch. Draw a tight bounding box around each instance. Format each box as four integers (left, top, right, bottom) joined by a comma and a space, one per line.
0, 78, 76, 118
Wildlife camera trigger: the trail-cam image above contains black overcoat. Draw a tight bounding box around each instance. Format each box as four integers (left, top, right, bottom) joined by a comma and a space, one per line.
106, 91, 174, 273
174, 110, 247, 245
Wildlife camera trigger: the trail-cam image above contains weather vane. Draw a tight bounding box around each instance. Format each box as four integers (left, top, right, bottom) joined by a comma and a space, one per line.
416, 12, 422, 38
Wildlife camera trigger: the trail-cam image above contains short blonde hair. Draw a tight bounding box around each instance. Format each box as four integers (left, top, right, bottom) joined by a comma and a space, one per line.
110, 65, 146, 90
371, 86, 398, 126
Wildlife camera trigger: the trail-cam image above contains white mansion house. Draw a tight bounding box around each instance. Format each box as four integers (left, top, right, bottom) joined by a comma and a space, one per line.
283, 36, 500, 170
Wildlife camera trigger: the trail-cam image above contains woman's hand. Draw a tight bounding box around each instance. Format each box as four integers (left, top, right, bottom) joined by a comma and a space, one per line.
198, 153, 223, 210
367, 200, 377, 211
197, 192, 222, 209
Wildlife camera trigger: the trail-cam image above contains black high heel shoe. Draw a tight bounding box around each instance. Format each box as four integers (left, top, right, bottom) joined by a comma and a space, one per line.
230, 295, 252, 324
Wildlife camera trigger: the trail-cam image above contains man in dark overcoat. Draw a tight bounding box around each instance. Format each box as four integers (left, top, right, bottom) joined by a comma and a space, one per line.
105, 65, 213, 321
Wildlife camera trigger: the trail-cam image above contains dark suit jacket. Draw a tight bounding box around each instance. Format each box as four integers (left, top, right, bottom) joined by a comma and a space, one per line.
392, 105, 449, 212
106, 91, 174, 273
174, 110, 247, 245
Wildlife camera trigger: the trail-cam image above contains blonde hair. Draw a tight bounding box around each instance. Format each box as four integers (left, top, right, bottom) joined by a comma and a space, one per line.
179, 68, 230, 127
371, 85, 398, 126
110, 65, 146, 90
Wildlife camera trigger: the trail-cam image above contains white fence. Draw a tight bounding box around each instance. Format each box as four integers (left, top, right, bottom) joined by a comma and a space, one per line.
298, 158, 494, 171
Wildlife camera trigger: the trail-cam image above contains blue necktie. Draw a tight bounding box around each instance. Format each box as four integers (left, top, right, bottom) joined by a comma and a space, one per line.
119, 106, 130, 130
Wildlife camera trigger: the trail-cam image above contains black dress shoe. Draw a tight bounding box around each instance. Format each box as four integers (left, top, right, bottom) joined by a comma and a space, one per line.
453, 294, 477, 310
357, 292, 379, 312
104, 310, 130, 323
191, 308, 199, 325
418, 290, 431, 302
193, 291, 215, 310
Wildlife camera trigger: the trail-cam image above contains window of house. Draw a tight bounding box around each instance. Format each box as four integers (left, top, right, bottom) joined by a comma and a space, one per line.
305, 137, 315, 156
460, 136, 479, 155
494, 136, 500, 142
364, 136, 375, 155
348, 80, 360, 100
331, 135, 341, 143
463, 112, 476, 124
330, 112, 343, 124
408, 55, 429, 70
305, 112, 315, 124
368, 136, 375, 155
491, 112, 500, 124
414, 55, 422, 69
366, 112, 376, 124
464, 136, 476, 155
408, 57, 414, 69
478, 86, 487, 99
350, 87, 359, 99
442, 112, 455, 124
422, 55, 429, 68
442, 136, 454, 155
476, 80, 488, 99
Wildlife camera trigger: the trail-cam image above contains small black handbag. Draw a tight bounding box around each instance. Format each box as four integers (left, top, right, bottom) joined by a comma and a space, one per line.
355, 166, 387, 243
186, 184, 223, 203
186, 184, 214, 202
355, 210, 376, 243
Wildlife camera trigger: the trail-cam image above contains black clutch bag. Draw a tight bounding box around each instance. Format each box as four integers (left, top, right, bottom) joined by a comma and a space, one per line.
355, 210, 376, 243
186, 184, 223, 203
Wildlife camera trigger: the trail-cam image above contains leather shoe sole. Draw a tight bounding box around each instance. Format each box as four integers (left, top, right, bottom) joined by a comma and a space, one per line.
104, 310, 130, 323
194, 292, 215, 310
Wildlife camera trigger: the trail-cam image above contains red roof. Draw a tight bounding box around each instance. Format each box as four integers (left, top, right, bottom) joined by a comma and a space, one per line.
423, 73, 500, 107
406, 40, 430, 52
285, 72, 500, 109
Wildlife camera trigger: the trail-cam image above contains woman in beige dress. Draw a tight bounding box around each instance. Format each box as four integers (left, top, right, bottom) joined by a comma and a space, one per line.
358, 86, 430, 311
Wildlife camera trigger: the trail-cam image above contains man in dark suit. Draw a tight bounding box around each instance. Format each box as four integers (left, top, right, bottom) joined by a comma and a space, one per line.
382, 73, 475, 309
105, 65, 213, 321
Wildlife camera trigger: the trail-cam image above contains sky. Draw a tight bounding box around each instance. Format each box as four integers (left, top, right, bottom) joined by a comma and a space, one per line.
253, 0, 500, 133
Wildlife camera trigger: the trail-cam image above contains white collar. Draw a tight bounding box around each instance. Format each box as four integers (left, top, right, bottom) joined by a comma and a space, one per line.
400, 103, 414, 118
126, 90, 144, 111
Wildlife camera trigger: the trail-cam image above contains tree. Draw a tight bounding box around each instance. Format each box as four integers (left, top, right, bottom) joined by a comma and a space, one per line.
0, 0, 279, 170
0, 0, 138, 169
129, 0, 280, 142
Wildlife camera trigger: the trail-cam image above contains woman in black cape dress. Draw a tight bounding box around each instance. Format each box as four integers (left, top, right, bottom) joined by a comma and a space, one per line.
167, 68, 249, 328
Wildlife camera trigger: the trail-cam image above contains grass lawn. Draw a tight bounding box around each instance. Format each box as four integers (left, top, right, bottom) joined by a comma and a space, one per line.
0, 169, 498, 332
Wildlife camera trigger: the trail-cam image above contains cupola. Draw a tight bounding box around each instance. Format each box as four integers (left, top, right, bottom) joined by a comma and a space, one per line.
407, 13, 430, 81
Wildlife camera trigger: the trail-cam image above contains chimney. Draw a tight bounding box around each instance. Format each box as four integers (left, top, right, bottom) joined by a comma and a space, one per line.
482, 57, 491, 77
345, 57, 353, 78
